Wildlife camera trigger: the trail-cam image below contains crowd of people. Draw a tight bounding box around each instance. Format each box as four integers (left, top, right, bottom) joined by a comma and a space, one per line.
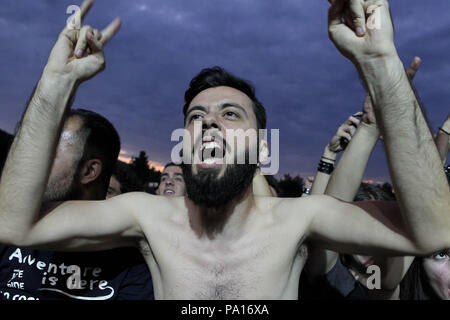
0, 0, 449, 300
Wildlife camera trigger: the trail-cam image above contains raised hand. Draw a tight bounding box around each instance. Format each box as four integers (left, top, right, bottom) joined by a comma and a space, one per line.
362, 56, 422, 127
44, 0, 121, 83
327, 0, 396, 64
328, 113, 362, 153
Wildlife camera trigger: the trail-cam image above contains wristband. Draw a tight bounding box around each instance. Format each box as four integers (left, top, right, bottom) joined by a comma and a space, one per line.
302, 187, 311, 195
318, 160, 334, 175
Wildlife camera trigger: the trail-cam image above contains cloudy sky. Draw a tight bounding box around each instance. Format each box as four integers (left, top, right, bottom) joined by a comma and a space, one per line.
0, 0, 448, 182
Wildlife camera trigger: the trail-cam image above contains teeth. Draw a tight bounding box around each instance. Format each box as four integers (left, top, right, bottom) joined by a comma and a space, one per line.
203, 158, 216, 165
202, 142, 220, 150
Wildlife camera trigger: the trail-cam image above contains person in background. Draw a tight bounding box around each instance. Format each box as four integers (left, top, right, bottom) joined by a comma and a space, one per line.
107, 160, 143, 199
0, 109, 153, 300
155, 162, 186, 197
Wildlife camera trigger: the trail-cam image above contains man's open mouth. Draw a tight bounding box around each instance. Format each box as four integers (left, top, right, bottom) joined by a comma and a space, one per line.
163, 189, 175, 195
197, 136, 226, 167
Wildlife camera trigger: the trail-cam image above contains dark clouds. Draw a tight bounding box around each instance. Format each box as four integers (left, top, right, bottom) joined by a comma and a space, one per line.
0, 0, 448, 181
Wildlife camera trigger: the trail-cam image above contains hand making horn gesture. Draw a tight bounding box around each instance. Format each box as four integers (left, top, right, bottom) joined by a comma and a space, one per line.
44, 0, 121, 84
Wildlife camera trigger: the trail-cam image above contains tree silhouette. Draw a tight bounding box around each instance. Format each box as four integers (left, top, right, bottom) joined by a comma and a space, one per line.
130, 151, 161, 188
278, 174, 304, 198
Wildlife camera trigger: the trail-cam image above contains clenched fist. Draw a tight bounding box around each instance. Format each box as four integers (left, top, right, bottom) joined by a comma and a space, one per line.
328, 0, 396, 64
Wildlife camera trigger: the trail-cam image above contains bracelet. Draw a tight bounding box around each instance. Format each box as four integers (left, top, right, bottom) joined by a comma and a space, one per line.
302, 187, 311, 195
317, 160, 334, 175
439, 127, 450, 135
321, 156, 336, 163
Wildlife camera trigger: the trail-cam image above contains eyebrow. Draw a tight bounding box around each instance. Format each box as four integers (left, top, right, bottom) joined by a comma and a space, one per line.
161, 172, 183, 177
186, 101, 248, 118
220, 102, 248, 117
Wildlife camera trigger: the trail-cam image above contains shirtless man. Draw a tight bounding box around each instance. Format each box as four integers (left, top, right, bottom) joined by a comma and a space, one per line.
0, 0, 449, 299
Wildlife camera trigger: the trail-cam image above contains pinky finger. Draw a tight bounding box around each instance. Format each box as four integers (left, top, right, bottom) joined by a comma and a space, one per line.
100, 17, 122, 46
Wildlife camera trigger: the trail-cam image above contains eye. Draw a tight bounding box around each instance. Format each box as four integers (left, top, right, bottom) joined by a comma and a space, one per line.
188, 114, 203, 123
432, 251, 449, 260
175, 177, 183, 182
224, 111, 239, 119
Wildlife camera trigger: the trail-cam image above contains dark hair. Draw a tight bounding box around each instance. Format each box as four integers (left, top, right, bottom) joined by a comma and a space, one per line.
353, 183, 396, 202
68, 109, 121, 191
183, 66, 267, 131
399, 258, 440, 300
164, 162, 183, 172
112, 160, 143, 194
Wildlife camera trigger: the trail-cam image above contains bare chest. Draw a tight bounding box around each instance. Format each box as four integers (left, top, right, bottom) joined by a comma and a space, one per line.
142, 218, 307, 299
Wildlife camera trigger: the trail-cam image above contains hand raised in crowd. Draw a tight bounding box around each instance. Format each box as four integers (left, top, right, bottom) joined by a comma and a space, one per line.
328, 0, 396, 64
44, 0, 121, 84
327, 113, 362, 153
361, 56, 422, 128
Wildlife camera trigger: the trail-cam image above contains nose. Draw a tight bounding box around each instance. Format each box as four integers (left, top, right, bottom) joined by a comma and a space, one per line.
202, 113, 219, 132
165, 179, 174, 186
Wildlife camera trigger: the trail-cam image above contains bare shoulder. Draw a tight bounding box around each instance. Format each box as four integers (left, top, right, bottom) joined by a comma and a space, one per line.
254, 194, 340, 229
252, 195, 336, 242
119, 192, 188, 229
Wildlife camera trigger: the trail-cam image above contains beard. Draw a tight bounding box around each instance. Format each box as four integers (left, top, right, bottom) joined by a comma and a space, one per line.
181, 160, 257, 210
42, 162, 82, 204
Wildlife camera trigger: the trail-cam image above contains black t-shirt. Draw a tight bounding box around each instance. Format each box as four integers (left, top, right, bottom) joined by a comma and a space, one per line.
0, 245, 154, 300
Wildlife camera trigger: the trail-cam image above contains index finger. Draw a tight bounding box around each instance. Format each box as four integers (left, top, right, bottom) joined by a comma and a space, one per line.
79, 0, 94, 24
100, 18, 122, 46
63, 0, 93, 32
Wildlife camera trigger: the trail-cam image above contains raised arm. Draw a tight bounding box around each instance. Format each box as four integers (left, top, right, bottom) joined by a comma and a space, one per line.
306, 58, 423, 294
326, 57, 421, 201
0, 0, 136, 251
323, 0, 450, 253
303, 114, 362, 276
308, 114, 361, 196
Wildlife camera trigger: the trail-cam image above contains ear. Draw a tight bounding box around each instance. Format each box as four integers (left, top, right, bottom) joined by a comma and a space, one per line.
79, 159, 103, 185
258, 139, 269, 164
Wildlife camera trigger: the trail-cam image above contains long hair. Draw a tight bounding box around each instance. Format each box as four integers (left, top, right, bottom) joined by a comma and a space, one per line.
399, 258, 441, 300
